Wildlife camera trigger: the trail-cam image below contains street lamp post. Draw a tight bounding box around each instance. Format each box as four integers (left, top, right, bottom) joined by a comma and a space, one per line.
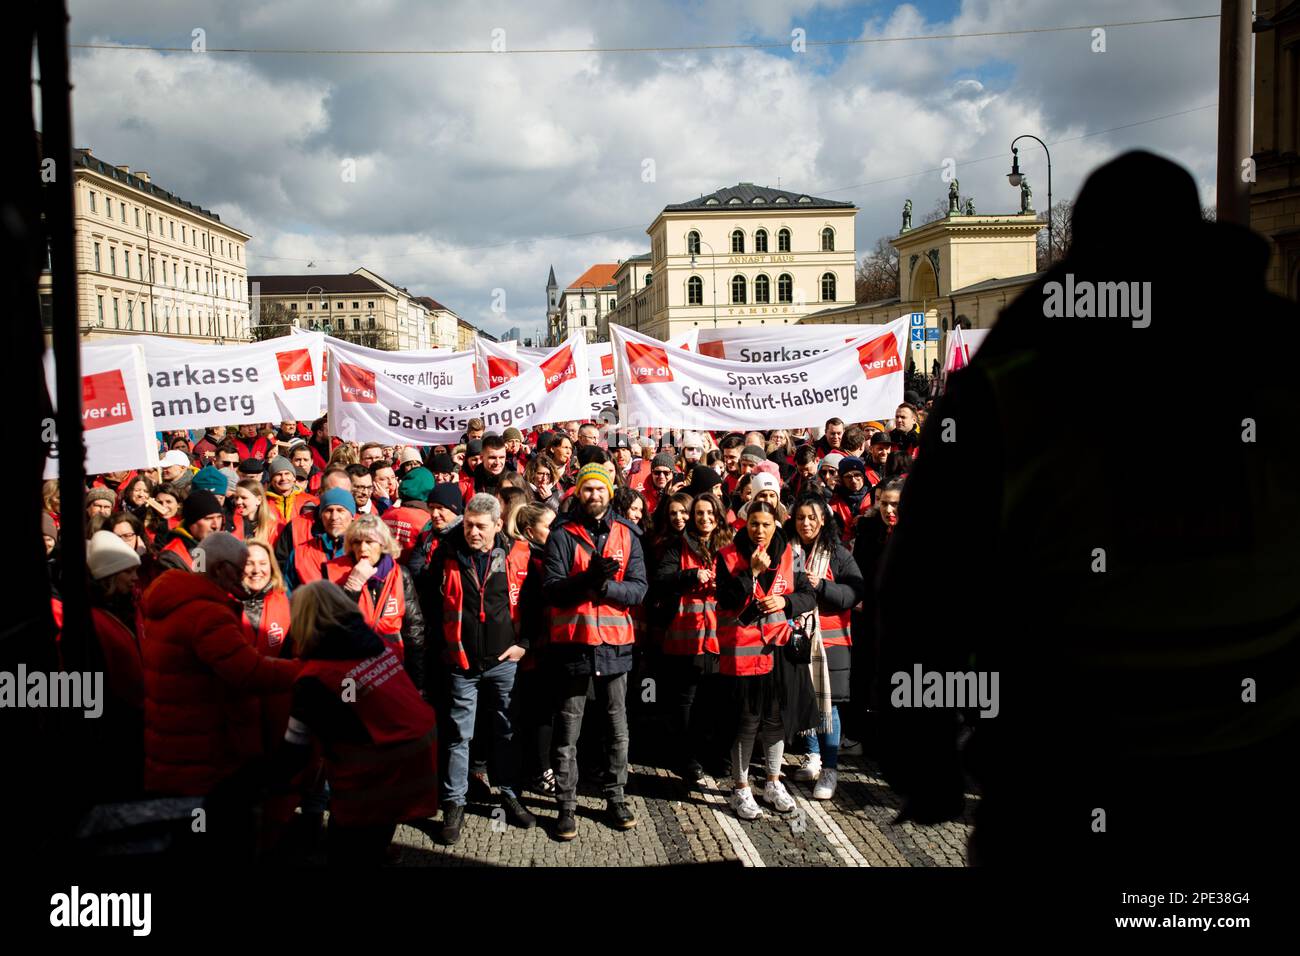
690, 238, 719, 328
304, 285, 328, 332
1008, 135, 1053, 265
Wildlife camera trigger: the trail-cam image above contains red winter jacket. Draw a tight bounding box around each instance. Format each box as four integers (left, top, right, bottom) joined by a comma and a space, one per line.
139, 570, 300, 796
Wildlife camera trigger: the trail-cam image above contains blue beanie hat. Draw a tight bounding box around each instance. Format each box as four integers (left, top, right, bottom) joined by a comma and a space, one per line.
192, 465, 228, 495
318, 486, 357, 516
838, 456, 866, 476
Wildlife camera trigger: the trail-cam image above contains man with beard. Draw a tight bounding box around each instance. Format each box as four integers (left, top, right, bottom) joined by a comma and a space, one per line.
544, 463, 648, 841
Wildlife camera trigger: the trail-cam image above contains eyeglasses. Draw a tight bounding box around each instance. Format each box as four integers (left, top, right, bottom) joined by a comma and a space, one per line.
652, 469, 673, 478
116, 532, 137, 542
353, 483, 373, 492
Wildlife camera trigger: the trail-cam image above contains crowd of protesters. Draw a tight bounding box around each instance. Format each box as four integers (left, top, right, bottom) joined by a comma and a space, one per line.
44, 400, 929, 863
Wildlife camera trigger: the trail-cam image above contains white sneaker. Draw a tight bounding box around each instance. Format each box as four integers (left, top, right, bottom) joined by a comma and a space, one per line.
813, 767, 838, 800
762, 779, 796, 813
794, 753, 821, 782
729, 787, 764, 820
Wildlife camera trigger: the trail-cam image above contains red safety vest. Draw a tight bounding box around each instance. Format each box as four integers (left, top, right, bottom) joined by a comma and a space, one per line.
717, 543, 796, 677
325, 559, 406, 659
663, 539, 719, 656
382, 507, 432, 565
548, 521, 635, 647
290, 536, 335, 587
818, 563, 852, 647
159, 534, 195, 570
830, 494, 873, 544
297, 650, 438, 827
440, 540, 530, 670
242, 589, 292, 655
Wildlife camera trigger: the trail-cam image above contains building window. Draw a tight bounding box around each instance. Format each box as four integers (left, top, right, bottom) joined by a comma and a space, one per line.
105, 197, 112, 219
687, 231, 701, 255
754, 274, 770, 303
368, 315, 376, 329
353, 317, 361, 330
184, 266, 190, 288
645, 272, 653, 287
97, 295, 104, 326
322, 301, 329, 310
169, 221, 175, 239
778, 273, 793, 303
113, 297, 120, 328
181, 225, 186, 244
821, 272, 836, 301
126, 300, 134, 328
94, 243, 101, 272
688, 275, 703, 305
306, 302, 313, 310
335, 318, 344, 331
289, 302, 298, 311
778, 228, 791, 252
730, 229, 745, 254
755, 229, 768, 253
123, 253, 130, 279
120, 203, 126, 223
134, 207, 140, 227
138, 253, 144, 278
108, 247, 116, 276
352, 301, 359, 309
146, 211, 151, 232
730, 274, 747, 304
367, 301, 375, 309
821, 227, 835, 252
89, 190, 97, 213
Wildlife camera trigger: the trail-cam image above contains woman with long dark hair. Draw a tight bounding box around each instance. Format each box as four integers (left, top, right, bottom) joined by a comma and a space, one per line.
653, 492, 731, 783
714, 500, 817, 820
787, 494, 864, 800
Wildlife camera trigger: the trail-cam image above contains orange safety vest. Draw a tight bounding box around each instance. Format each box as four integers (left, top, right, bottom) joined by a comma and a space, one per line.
717, 543, 796, 677
296, 650, 438, 827
440, 539, 530, 670
290, 536, 336, 587
548, 520, 635, 647
830, 493, 873, 544
242, 589, 292, 655
818, 563, 852, 647
382, 506, 432, 565
325, 559, 406, 659
159, 534, 195, 570
663, 539, 719, 656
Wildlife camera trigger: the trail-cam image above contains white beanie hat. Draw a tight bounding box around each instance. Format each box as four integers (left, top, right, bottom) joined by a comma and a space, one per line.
750, 472, 780, 495
821, 453, 845, 471
87, 530, 141, 580
682, 431, 704, 450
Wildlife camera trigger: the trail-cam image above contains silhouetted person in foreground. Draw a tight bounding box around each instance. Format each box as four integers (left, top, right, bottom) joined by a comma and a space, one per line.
876, 151, 1300, 872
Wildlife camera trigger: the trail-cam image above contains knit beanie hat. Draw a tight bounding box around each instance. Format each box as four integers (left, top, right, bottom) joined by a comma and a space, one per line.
750, 472, 780, 495
428, 482, 464, 515
574, 462, 614, 495
651, 452, 676, 471
318, 487, 357, 516
838, 456, 866, 476
428, 451, 456, 475
218, 467, 240, 495
465, 438, 483, 456
182, 489, 224, 526
753, 460, 781, 483
87, 530, 141, 581
503, 427, 523, 442
237, 457, 265, 477
740, 444, 766, 464
820, 453, 845, 472
398, 467, 434, 504
267, 456, 295, 477
191, 466, 228, 496
86, 487, 117, 509
686, 463, 722, 498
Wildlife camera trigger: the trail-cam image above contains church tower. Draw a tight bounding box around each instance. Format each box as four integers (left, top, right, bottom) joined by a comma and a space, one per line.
546, 265, 559, 343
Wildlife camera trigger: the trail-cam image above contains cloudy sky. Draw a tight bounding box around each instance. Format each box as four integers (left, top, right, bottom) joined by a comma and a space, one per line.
58, 0, 1220, 338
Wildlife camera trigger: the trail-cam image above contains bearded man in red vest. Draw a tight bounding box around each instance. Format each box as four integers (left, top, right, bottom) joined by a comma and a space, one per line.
543, 463, 648, 841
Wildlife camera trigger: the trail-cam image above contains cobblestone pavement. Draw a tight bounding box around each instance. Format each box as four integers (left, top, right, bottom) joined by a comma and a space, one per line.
391, 752, 976, 867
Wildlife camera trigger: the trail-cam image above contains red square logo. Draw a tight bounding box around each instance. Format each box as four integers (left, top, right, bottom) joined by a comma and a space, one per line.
338, 362, 377, 403
857, 333, 902, 380
600, 352, 615, 377
81, 369, 132, 431
698, 340, 726, 360
626, 341, 673, 385
487, 356, 519, 389
275, 348, 315, 390
540, 345, 576, 393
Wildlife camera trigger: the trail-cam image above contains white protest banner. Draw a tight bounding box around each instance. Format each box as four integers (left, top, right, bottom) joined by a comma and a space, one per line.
44, 344, 159, 479
104, 332, 326, 430
943, 327, 989, 373
317, 334, 476, 394
329, 334, 591, 444
695, 323, 869, 363
610, 317, 908, 431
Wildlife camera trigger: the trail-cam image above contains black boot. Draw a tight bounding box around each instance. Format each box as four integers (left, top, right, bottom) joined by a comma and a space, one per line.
440, 805, 465, 845
501, 794, 537, 829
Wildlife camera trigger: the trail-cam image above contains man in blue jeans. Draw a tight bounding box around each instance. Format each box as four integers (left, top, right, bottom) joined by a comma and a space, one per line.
427, 493, 536, 844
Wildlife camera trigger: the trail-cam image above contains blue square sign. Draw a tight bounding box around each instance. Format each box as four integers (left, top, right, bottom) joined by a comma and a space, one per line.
910, 328, 924, 341
910, 312, 925, 327
925, 328, 940, 341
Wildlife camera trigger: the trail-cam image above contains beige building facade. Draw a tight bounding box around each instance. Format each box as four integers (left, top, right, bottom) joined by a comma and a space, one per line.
548, 263, 618, 345
799, 206, 1043, 373
608, 254, 653, 339
40, 148, 252, 344
637, 184, 858, 340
